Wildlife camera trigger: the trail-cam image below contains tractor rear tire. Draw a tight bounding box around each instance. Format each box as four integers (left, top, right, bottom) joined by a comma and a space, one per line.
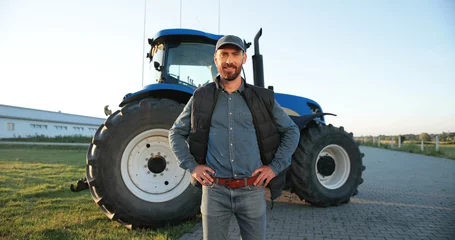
85, 98, 200, 229
290, 123, 365, 207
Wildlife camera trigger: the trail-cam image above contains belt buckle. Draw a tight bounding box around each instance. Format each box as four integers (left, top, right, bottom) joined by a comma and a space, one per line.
228, 179, 243, 189
226, 178, 232, 184
225, 178, 234, 188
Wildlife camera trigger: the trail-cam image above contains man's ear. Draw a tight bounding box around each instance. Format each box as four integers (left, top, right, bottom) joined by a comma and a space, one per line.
213, 53, 218, 66
242, 53, 247, 64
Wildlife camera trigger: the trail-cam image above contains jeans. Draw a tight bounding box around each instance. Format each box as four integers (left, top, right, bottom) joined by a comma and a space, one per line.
201, 183, 267, 240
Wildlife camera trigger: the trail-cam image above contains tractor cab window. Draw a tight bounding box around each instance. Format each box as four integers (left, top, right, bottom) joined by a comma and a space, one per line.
165, 42, 217, 88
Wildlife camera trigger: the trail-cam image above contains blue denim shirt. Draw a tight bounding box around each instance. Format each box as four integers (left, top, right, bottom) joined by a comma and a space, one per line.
169, 81, 300, 179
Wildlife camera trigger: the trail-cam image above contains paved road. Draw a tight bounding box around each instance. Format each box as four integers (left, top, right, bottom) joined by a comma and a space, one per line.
179, 146, 455, 240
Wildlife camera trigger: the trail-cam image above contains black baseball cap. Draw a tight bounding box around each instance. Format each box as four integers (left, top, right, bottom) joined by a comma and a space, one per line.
215, 35, 246, 52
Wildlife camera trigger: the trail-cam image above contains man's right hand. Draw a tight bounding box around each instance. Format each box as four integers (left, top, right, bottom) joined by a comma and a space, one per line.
191, 165, 215, 186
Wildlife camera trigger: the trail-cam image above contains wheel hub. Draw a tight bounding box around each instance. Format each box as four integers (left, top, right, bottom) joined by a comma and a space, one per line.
317, 155, 335, 177
120, 129, 191, 203
148, 155, 167, 173
315, 144, 351, 189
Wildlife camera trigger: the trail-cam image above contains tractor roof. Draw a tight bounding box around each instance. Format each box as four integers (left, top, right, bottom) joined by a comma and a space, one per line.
150, 28, 223, 44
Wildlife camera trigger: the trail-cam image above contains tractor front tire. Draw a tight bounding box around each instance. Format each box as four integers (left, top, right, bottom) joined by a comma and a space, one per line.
290, 123, 365, 207
85, 98, 200, 229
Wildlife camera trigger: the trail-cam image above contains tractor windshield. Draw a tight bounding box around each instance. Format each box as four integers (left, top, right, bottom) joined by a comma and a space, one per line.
164, 42, 218, 88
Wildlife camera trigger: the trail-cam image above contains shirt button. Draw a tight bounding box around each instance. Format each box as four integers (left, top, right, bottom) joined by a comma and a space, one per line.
229, 98, 232, 100
229, 112, 232, 115
234, 174, 237, 177
230, 127, 233, 131
230, 143, 233, 146
231, 159, 234, 162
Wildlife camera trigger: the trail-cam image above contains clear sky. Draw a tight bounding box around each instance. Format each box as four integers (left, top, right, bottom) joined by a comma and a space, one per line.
1, 0, 454, 136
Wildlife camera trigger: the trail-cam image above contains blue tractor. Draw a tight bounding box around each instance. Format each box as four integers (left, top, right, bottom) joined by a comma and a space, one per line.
78, 28, 365, 229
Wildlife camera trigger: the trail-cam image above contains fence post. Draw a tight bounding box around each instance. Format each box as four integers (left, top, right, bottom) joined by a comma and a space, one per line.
378, 137, 381, 147
398, 136, 401, 148
373, 136, 375, 144
436, 136, 439, 151
421, 139, 424, 151
391, 136, 394, 148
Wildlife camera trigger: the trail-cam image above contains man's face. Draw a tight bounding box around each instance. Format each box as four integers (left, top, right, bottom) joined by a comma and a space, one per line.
214, 45, 247, 81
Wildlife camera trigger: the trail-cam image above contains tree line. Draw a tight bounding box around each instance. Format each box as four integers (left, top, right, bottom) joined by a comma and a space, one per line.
358, 132, 455, 144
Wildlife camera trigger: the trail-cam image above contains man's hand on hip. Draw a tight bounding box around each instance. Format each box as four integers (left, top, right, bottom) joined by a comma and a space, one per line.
252, 166, 276, 188
191, 165, 215, 186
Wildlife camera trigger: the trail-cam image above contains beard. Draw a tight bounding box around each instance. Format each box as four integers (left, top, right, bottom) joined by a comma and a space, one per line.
219, 63, 242, 81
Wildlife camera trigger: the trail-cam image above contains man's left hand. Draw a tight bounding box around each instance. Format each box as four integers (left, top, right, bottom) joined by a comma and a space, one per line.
252, 166, 276, 188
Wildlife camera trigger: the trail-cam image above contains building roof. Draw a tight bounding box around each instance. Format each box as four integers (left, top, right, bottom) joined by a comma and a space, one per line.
0, 104, 105, 126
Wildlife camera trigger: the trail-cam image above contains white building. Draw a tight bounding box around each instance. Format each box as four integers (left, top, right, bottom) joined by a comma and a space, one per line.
0, 104, 105, 139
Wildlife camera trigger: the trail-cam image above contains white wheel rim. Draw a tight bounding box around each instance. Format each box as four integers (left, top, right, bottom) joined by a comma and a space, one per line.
120, 128, 190, 202
315, 144, 350, 189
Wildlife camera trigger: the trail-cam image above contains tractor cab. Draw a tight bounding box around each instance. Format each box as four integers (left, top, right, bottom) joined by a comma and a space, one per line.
146, 29, 223, 89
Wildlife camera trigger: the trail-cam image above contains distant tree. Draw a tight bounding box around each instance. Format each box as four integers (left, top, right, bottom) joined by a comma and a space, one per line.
419, 132, 431, 142
449, 132, 455, 141
440, 132, 449, 142
439, 132, 455, 142
404, 134, 418, 141
394, 135, 406, 144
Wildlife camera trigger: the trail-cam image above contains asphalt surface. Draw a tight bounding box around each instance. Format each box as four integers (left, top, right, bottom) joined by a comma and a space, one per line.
179, 146, 455, 240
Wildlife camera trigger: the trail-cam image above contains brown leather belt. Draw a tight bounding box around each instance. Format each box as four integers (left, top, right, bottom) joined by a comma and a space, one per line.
212, 176, 258, 189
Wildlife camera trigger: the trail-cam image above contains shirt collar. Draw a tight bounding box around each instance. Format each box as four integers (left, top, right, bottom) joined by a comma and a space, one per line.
215, 75, 245, 93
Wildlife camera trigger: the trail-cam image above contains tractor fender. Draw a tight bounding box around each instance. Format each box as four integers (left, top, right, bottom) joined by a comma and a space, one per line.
120, 83, 194, 107
290, 113, 337, 130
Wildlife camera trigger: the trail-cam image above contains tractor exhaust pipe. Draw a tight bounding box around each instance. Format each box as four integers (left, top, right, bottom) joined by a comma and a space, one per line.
252, 28, 264, 88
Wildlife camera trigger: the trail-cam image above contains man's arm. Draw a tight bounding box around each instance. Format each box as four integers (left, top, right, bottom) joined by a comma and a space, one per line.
168, 97, 199, 173
268, 100, 300, 175
169, 97, 215, 185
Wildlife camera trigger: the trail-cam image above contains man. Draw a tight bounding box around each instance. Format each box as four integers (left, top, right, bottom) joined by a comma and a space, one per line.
169, 34, 300, 240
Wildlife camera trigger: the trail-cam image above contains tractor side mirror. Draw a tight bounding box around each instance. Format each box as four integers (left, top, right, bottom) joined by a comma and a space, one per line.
154, 61, 162, 72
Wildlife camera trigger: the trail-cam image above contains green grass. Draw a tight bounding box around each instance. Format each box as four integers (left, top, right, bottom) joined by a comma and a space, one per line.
360, 142, 455, 160
1, 135, 92, 143
439, 145, 455, 159
0, 146, 199, 240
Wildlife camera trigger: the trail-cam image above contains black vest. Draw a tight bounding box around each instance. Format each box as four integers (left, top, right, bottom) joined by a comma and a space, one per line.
188, 80, 286, 200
